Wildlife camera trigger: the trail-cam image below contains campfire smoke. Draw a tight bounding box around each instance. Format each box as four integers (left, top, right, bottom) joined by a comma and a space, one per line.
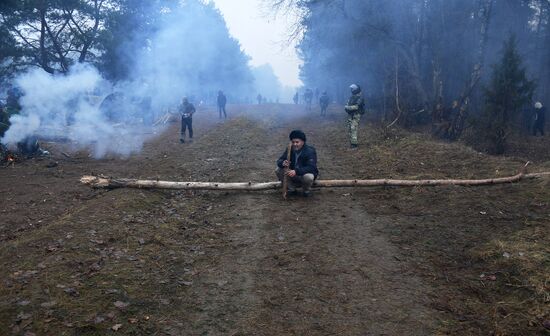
0, 65, 152, 158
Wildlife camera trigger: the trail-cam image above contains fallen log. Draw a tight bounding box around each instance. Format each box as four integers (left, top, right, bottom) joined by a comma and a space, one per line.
80, 167, 550, 191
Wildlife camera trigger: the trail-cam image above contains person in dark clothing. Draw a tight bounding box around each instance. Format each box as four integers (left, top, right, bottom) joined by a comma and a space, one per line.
217, 90, 227, 119
533, 101, 546, 136
276, 130, 318, 197
319, 91, 330, 116
293, 92, 299, 105
304, 89, 313, 110
257, 94, 263, 105
178, 97, 195, 143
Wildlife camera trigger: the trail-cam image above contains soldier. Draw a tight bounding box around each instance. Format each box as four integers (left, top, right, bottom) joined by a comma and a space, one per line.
345, 84, 365, 149
319, 91, 330, 117
257, 94, 263, 105
533, 101, 546, 136
276, 130, 319, 197
217, 90, 227, 119
178, 97, 195, 143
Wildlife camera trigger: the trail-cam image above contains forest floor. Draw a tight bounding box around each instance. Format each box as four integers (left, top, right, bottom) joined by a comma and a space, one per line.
0, 104, 549, 336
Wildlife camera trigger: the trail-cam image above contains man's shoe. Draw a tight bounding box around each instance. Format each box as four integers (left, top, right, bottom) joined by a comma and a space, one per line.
179, 138, 185, 143
189, 138, 193, 143
287, 190, 299, 196
302, 191, 312, 197
350, 144, 358, 149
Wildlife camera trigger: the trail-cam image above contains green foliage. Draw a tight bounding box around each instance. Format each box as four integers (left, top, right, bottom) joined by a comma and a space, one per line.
0, 0, 113, 73
0, 0, 254, 95
480, 35, 535, 154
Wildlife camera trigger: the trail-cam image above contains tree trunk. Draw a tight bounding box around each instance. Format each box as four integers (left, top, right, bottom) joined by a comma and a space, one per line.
81, 170, 550, 191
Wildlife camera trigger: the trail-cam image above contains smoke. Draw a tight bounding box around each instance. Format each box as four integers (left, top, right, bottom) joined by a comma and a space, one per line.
1, 64, 151, 158
1, 1, 298, 157
252, 64, 283, 102
129, 1, 255, 108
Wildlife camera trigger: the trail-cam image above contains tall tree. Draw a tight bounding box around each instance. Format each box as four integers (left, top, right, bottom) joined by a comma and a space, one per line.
269, 0, 546, 139
481, 35, 535, 154
0, 0, 111, 74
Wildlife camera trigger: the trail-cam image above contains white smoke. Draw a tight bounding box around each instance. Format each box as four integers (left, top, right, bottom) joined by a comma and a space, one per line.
1, 64, 152, 158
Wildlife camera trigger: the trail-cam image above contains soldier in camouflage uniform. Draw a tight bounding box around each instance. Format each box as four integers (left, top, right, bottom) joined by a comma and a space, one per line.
345, 84, 365, 148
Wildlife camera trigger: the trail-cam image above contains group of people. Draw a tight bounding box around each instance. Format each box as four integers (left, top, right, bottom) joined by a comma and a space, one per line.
293, 88, 331, 117
176, 85, 544, 199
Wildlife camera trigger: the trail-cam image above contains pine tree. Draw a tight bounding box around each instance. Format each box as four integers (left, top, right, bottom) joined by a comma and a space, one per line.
481, 35, 535, 154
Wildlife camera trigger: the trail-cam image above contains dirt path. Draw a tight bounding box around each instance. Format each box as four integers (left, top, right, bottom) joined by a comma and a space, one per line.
1, 104, 548, 335
160, 108, 439, 335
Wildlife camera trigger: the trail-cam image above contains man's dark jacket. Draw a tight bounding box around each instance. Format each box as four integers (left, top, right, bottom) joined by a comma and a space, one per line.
535, 106, 546, 124
217, 94, 227, 107
319, 94, 330, 107
277, 144, 319, 178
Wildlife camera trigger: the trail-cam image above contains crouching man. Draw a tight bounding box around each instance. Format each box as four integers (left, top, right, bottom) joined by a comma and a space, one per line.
276, 130, 319, 197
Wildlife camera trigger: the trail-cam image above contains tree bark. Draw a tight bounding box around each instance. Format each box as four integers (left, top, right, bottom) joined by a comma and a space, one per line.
81, 171, 550, 191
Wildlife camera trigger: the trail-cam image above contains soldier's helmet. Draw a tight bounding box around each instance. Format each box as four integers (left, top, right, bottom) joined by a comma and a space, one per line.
349, 84, 361, 94
535, 102, 542, 109
182, 97, 188, 103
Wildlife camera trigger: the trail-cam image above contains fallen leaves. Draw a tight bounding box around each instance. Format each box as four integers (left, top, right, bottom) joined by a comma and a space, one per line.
111, 323, 123, 331
480, 273, 497, 281
40, 301, 57, 308
113, 301, 129, 310
16, 312, 32, 322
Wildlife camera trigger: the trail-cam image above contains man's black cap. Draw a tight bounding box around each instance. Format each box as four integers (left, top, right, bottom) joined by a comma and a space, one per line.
289, 130, 306, 142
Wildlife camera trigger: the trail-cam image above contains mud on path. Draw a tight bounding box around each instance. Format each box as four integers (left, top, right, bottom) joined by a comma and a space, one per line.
1, 104, 548, 335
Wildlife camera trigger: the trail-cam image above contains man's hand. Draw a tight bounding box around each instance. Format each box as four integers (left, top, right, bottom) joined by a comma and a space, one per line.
285, 169, 297, 177
282, 160, 290, 167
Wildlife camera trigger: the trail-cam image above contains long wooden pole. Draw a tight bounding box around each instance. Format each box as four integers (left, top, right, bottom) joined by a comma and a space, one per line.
282, 142, 292, 199
81, 169, 550, 191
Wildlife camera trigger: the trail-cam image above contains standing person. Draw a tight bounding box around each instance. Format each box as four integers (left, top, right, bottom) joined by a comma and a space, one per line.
276, 130, 319, 197
304, 89, 313, 110
257, 94, 263, 105
293, 92, 299, 105
178, 97, 195, 143
345, 84, 365, 149
319, 91, 330, 117
217, 90, 227, 119
533, 101, 546, 136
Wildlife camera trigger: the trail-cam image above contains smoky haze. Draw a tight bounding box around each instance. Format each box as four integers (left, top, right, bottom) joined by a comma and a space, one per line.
282, 0, 549, 114
1, 0, 291, 157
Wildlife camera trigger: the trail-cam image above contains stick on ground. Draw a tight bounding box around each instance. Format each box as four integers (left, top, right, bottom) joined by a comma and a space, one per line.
81, 164, 550, 191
